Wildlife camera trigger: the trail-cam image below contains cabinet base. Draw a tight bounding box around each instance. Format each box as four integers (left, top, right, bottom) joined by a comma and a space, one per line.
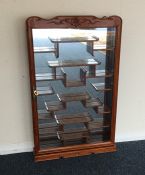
34, 142, 116, 162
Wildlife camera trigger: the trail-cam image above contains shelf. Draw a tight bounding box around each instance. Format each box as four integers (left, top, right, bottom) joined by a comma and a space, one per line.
34, 47, 56, 53
39, 123, 57, 130
36, 86, 54, 95
93, 45, 114, 51
88, 120, 110, 133
39, 131, 58, 141
91, 83, 112, 91
57, 92, 91, 102
61, 67, 86, 87
57, 128, 89, 142
86, 69, 113, 78
35, 73, 64, 81
48, 58, 100, 68
49, 36, 98, 43
64, 80, 85, 87
38, 110, 52, 120
45, 101, 65, 112
55, 112, 92, 125
82, 98, 102, 108
95, 105, 111, 114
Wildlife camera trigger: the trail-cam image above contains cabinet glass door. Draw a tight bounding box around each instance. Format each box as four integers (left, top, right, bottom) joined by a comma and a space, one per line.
32, 27, 116, 150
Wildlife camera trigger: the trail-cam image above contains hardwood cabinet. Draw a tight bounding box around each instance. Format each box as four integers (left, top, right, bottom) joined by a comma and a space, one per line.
26, 15, 122, 162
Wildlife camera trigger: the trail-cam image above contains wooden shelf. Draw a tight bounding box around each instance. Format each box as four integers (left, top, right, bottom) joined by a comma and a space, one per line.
96, 105, 111, 114
39, 123, 57, 130
49, 36, 98, 43
61, 67, 86, 87
82, 98, 102, 108
86, 69, 113, 78
34, 47, 56, 53
91, 83, 112, 91
38, 110, 52, 120
57, 128, 89, 142
35, 73, 64, 81
45, 101, 65, 112
48, 59, 100, 68
64, 80, 85, 87
36, 86, 54, 95
88, 120, 110, 133
39, 131, 58, 141
57, 92, 91, 102
95, 70, 113, 77
55, 112, 92, 125
93, 45, 114, 51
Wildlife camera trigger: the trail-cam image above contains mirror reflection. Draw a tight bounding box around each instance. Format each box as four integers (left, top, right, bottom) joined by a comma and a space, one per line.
32, 28, 116, 149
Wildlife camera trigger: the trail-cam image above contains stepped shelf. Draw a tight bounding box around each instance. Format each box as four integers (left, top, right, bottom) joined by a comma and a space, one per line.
36, 86, 54, 95
61, 67, 87, 87
38, 109, 52, 120
49, 36, 99, 58
82, 97, 102, 108
35, 73, 64, 81
87, 43, 114, 56
85, 69, 113, 78
48, 58, 100, 68
91, 83, 112, 91
45, 101, 65, 112
57, 92, 91, 102
65, 80, 85, 87
39, 122, 57, 130
88, 120, 110, 133
49, 36, 98, 43
55, 112, 92, 125
93, 45, 114, 51
34, 47, 56, 53
57, 128, 89, 142
95, 105, 111, 114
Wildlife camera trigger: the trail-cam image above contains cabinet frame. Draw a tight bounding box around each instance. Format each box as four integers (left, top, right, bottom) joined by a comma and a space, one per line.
26, 15, 122, 162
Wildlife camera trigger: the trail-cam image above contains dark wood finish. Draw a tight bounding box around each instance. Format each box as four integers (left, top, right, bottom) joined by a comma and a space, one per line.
35, 143, 116, 161
26, 15, 122, 162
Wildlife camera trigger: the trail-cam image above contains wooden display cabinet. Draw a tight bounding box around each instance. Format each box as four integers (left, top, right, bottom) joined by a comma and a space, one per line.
26, 15, 122, 162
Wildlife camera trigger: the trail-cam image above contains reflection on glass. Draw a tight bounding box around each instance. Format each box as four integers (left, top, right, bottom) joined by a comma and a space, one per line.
32, 28, 116, 149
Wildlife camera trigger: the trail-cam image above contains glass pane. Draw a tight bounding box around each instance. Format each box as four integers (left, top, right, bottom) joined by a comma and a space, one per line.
32, 27, 116, 150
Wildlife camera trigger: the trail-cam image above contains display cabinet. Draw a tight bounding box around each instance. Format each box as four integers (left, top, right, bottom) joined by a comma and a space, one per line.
26, 15, 122, 161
